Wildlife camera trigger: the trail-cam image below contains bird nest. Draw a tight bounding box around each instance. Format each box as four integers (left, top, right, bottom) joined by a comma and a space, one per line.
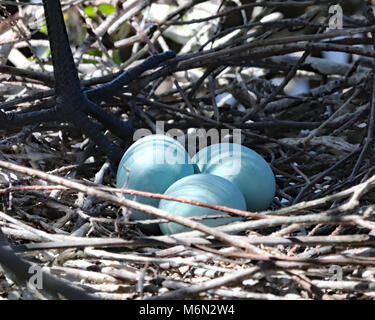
1, 0, 375, 300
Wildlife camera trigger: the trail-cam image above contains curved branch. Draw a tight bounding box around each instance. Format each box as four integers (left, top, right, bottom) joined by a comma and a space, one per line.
42, 0, 82, 101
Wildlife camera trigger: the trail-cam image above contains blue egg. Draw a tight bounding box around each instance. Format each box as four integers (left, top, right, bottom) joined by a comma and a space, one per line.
116, 134, 195, 233
158, 174, 246, 235
192, 143, 275, 211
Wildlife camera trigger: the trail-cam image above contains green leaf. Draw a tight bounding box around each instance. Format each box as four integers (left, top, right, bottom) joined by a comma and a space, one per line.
84, 5, 97, 17
86, 50, 102, 58
98, 4, 116, 16
112, 51, 122, 65
39, 23, 48, 35
83, 59, 98, 65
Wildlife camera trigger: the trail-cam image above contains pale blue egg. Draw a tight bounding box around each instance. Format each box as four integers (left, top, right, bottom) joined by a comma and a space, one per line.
192, 143, 275, 211
116, 134, 195, 233
159, 174, 246, 235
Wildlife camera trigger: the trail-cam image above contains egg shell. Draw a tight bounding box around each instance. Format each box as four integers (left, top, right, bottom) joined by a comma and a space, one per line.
158, 173, 246, 235
116, 134, 195, 233
192, 143, 275, 211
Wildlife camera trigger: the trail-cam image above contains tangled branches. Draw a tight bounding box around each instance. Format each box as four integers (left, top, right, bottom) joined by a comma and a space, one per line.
1, 0, 375, 300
